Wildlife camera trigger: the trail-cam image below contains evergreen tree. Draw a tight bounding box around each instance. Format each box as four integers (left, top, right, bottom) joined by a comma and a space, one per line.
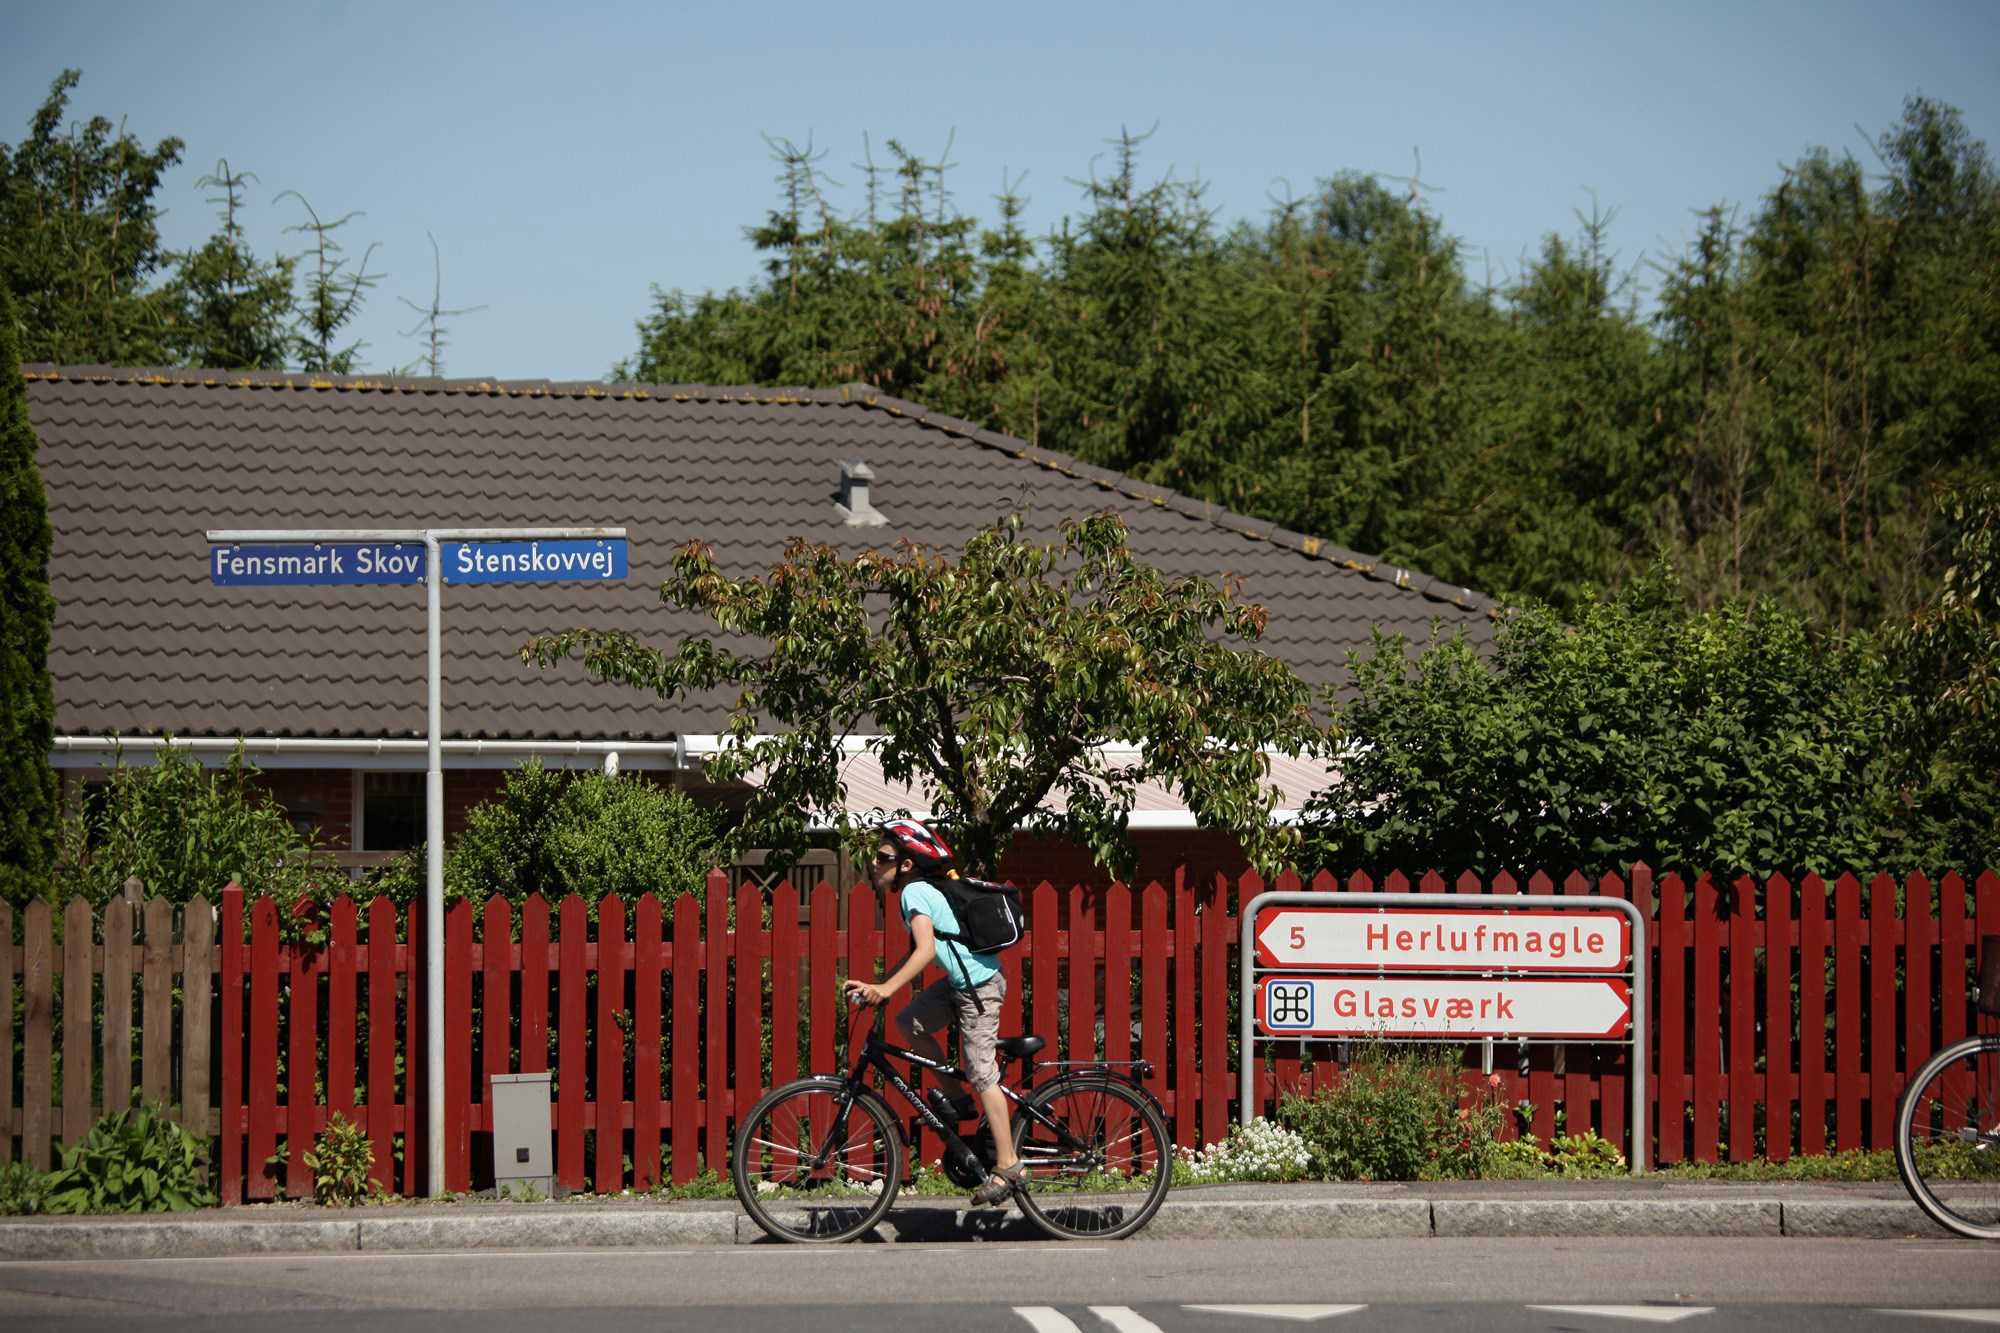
0, 284, 60, 904
165, 161, 298, 370
281, 192, 382, 374
0, 70, 185, 364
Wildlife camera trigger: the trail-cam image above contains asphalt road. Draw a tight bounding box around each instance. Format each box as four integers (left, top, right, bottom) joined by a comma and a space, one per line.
1, 1237, 1995, 1332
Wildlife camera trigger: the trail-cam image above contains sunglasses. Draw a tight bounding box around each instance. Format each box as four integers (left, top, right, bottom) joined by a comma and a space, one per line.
871, 850, 901, 865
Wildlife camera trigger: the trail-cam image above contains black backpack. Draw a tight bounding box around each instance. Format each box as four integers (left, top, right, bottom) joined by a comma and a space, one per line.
932, 875, 1025, 956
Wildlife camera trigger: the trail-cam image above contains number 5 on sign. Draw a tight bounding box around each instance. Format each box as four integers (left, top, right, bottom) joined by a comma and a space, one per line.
1266, 982, 1315, 1029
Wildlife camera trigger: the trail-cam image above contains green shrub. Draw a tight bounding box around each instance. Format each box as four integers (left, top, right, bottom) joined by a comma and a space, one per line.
369, 760, 722, 910
1655, 1150, 1897, 1181
40, 1104, 216, 1213
303, 1112, 381, 1206
1550, 1130, 1626, 1177
1277, 1046, 1503, 1182
1479, 1135, 1551, 1178
0, 1161, 47, 1215
51, 744, 337, 915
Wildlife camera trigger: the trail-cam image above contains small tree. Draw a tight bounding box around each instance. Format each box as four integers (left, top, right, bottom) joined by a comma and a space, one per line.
1883, 483, 2000, 871
1302, 559, 1903, 879
0, 282, 59, 905
54, 745, 335, 912
526, 513, 1325, 880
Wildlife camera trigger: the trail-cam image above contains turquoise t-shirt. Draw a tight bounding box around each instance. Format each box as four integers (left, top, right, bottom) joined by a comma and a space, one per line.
901, 879, 1001, 991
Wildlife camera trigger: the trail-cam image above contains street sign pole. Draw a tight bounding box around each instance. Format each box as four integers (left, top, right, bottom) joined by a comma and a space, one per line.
206, 524, 627, 1197
424, 532, 443, 1194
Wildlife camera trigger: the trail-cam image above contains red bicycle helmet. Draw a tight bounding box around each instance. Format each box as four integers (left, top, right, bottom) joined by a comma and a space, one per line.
878, 818, 955, 872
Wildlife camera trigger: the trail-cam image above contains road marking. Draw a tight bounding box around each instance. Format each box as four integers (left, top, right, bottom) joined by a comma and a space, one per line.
1183, 1307, 1368, 1323
1525, 1307, 1715, 1324
1014, 1309, 1085, 1333
1089, 1308, 1167, 1333
1876, 1314, 2000, 1326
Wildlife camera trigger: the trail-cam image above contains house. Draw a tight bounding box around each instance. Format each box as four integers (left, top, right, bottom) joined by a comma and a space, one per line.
24, 366, 1496, 890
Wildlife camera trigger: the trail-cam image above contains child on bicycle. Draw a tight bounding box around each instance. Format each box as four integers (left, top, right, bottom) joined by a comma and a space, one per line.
842, 819, 1027, 1207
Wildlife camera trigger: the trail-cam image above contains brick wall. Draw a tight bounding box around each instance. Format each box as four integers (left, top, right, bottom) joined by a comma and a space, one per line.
254, 767, 507, 850
258, 769, 356, 848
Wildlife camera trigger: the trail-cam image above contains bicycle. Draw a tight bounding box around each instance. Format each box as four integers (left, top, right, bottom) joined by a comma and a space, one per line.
1894, 934, 2000, 1240
731, 998, 1172, 1243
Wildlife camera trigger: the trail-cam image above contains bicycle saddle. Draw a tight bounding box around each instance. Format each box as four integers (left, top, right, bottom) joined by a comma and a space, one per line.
998, 1034, 1045, 1059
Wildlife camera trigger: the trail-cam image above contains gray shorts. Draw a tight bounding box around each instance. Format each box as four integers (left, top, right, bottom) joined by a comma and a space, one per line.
898, 975, 1007, 1091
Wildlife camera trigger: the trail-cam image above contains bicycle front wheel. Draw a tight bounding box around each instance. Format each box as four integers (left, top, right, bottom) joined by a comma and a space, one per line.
732, 1077, 903, 1243
1011, 1075, 1172, 1241
1895, 1033, 2000, 1240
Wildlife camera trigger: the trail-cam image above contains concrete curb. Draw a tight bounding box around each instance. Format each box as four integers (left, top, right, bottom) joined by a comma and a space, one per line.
1779, 1200, 1951, 1238
1434, 1199, 1782, 1238
0, 1195, 1966, 1258
0, 1219, 361, 1261
360, 1211, 737, 1250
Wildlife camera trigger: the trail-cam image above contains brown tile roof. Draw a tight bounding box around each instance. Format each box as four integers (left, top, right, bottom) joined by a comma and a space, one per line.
24, 366, 1496, 744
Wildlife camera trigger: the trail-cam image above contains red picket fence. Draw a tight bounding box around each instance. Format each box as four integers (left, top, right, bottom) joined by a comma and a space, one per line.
178, 866, 1998, 1199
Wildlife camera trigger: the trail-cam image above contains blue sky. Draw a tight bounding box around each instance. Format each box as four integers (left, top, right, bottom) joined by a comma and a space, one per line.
7, 0, 1997, 382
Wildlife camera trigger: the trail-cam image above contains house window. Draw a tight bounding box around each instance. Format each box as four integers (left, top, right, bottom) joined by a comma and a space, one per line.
361, 772, 425, 851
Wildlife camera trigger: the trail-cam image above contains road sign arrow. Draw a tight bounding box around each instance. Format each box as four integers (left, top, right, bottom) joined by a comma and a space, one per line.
1183, 1306, 1369, 1322
1258, 976, 1632, 1038
1254, 907, 1629, 972
1525, 1308, 1715, 1324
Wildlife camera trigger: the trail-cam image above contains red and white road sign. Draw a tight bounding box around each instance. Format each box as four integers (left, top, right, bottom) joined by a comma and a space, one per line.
1256, 975, 1632, 1039
1254, 906, 1630, 973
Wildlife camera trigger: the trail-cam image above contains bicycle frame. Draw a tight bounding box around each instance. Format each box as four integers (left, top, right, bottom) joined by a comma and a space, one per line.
818, 1006, 1157, 1176
833, 1009, 1042, 1165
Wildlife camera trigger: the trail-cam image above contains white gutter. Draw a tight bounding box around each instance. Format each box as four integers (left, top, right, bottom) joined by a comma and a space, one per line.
51, 736, 689, 771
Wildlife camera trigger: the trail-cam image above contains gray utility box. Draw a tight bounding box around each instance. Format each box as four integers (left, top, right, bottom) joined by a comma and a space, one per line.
490, 1072, 553, 1198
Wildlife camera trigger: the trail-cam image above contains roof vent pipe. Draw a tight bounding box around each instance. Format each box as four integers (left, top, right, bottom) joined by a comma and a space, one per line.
836, 460, 887, 526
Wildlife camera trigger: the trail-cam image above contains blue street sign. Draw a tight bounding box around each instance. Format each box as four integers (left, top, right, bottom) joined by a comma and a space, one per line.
442, 538, 627, 584
209, 542, 427, 586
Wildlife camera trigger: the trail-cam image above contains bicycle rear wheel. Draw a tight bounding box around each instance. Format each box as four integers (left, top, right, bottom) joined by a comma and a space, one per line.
1010, 1075, 1172, 1241
732, 1077, 903, 1243
1894, 1033, 2000, 1240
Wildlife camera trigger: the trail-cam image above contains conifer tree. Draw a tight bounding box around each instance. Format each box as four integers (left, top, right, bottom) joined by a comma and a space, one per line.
0, 284, 60, 905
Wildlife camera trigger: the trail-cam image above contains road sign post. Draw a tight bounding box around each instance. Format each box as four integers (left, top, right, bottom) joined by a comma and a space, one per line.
1239, 891, 1648, 1173
206, 525, 628, 1197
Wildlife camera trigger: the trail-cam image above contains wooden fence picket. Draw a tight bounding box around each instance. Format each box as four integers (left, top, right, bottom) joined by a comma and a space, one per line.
444, 897, 474, 1193
1799, 873, 1829, 1157
672, 891, 701, 1185
595, 894, 626, 1194
1728, 875, 1756, 1162
1834, 873, 1864, 1152
705, 876, 729, 1177
63, 898, 93, 1146
633, 892, 664, 1192
101, 897, 133, 1120
557, 894, 587, 1191
364, 896, 398, 1193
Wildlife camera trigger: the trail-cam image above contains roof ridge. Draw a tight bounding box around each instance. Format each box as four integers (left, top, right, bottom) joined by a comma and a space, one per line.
22, 365, 1493, 615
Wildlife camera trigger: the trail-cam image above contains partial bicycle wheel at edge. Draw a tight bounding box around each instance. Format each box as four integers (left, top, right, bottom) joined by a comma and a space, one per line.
732, 1077, 904, 1243
1010, 1075, 1172, 1241
1894, 1033, 2000, 1240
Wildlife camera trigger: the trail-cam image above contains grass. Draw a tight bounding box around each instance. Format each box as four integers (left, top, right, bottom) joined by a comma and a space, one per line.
1652, 1151, 1899, 1181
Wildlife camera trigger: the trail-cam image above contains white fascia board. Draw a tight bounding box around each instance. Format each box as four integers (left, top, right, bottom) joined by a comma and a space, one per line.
51, 735, 688, 772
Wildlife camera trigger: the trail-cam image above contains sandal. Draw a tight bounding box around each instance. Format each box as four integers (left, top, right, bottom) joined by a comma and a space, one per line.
969, 1161, 1028, 1207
